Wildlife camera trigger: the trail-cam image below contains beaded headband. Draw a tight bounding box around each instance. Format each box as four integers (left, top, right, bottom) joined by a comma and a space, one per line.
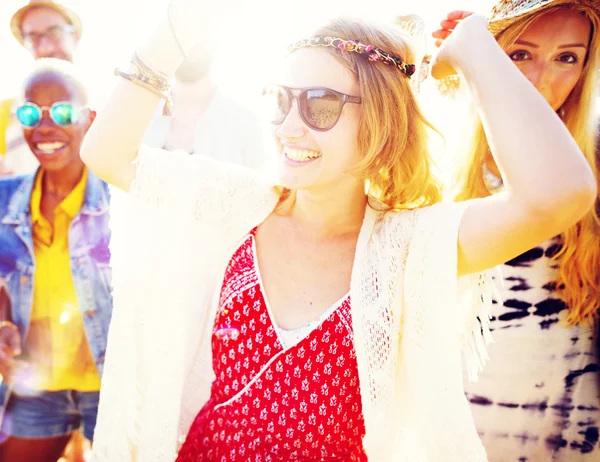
288, 36, 416, 78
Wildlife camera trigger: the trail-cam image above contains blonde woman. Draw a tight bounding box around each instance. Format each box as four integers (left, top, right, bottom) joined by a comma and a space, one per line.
444, 0, 600, 460
81, 0, 596, 460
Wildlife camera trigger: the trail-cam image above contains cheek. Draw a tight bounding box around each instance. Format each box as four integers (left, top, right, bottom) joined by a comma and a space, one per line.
66, 127, 84, 150
318, 122, 360, 167
552, 68, 583, 106
270, 125, 283, 152
22, 129, 33, 145
334, 114, 360, 158
63, 37, 77, 51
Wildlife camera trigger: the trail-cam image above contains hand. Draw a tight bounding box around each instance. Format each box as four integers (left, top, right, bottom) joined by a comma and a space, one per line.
167, 0, 242, 57
0, 322, 23, 384
430, 12, 488, 80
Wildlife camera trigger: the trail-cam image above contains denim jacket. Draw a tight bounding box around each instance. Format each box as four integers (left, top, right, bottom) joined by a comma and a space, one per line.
0, 169, 112, 402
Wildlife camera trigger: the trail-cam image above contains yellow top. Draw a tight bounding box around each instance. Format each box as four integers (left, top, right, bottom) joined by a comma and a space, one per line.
0, 98, 14, 155
25, 168, 101, 391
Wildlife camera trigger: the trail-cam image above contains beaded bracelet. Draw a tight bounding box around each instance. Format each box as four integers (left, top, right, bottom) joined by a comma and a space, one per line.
114, 51, 174, 116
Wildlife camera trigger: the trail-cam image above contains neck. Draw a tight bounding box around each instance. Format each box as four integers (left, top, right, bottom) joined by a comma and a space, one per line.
42, 161, 85, 197
288, 179, 367, 239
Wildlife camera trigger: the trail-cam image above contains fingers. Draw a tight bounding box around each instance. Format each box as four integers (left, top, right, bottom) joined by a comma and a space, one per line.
432, 29, 452, 40
432, 10, 476, 46
440, 19, 460, 30
0, 325, 22, 357
9, 334, 22, 356
447, 10, 474, 20
0, 349, 15, 382
9, 328, 22, 356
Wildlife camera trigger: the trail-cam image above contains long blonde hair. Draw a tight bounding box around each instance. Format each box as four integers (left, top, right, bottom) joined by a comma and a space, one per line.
454, 5, 600, 326
279, 17, 442, 211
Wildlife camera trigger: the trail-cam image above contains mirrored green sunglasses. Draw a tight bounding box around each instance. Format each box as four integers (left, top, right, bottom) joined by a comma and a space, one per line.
16, 102, 87, 128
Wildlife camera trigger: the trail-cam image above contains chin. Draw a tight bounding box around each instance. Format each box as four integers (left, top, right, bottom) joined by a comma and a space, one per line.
277, 159, 323, 191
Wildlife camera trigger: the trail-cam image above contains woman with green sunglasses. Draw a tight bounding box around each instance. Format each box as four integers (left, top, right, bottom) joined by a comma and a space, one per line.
0, 58, 112, 462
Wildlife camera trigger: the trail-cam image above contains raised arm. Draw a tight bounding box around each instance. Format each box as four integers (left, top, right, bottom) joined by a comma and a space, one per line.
433, 14, 597, 276
80, 1, 223, 190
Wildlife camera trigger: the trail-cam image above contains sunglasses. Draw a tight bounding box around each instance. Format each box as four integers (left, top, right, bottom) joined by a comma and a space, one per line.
22, 25, 76, 48
16, 102, 87, 129
262, 85, 361, 132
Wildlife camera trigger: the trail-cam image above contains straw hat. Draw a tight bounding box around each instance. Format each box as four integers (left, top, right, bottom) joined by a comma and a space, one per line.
10, 0, 82, 46
438, 0, 600, 95
488, 0, 600, 36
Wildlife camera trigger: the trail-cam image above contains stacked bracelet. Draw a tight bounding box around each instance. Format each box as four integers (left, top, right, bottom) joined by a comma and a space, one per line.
114, 51, 174, 116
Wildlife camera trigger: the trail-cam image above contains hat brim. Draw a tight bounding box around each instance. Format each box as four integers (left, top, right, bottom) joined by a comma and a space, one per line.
10, 2, 82, 46
488, 0, 600, 36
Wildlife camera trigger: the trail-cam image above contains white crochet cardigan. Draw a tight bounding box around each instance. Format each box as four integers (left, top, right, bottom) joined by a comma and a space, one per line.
91, 146, 492, 462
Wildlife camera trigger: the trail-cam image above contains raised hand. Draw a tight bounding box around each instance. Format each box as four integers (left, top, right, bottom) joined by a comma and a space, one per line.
430, 11, 488, 80
167, 0, 246, 58
432, 11, 475, 48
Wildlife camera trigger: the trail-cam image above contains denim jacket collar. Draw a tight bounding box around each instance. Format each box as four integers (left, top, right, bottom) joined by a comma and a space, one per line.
1, 167, 108, 226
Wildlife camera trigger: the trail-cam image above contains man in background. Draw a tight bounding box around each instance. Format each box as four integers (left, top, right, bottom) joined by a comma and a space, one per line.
1, 0, 82, 176
144, 41, 268, 170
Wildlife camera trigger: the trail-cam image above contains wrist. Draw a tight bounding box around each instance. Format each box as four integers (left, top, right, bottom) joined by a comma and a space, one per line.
450, 18, 497, 80
136, 15, 188, 77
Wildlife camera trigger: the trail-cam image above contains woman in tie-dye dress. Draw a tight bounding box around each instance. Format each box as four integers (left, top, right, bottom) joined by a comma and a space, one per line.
449, 0, 600, 460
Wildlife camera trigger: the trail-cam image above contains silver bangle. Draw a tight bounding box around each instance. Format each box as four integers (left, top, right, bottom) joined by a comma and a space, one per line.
114, 51, 174, 116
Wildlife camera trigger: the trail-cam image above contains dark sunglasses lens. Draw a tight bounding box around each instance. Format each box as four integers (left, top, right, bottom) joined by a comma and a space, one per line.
301, 89, 342, 130
262, 86, 290, 125
16, 104, 41, 128
50, 103, 78, 126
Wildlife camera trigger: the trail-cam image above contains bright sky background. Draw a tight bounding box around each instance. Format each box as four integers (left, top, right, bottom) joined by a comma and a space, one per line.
1, 0, 493, 103
0, 0, 495, 177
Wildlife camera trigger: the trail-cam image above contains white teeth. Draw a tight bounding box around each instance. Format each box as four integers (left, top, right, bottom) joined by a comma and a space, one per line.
36, 142, 66, 154
285, 148, 321, 162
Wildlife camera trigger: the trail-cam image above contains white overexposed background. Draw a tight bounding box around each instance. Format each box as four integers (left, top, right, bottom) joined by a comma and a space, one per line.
1, 0, 492, 102
0, 0, 494, 178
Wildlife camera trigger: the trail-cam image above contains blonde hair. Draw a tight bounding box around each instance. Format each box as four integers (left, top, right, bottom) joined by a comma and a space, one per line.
454, 4, 600, 326
20, 58, 89, 104
279, 17, 442, 211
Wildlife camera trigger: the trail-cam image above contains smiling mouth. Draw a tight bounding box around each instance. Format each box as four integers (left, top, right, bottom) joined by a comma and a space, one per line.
284, 148, 322, 162
35, 141, 67, 155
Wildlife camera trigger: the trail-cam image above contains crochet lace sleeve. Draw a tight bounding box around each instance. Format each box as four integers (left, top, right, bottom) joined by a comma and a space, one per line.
130, 145, 269, 218
92, 146, 277, 462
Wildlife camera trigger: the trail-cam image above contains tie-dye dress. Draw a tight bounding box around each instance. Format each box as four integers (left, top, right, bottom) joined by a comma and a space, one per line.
465, 238, 600, 461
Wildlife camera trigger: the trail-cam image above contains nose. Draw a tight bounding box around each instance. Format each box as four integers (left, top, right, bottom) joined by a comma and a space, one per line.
523, 61, 553, 96
36, 110, 57, 132
275, 99, 307, 140
34, 36, 58, 58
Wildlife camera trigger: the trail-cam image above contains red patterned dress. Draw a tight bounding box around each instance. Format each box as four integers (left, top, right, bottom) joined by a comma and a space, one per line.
176, 229, 367, 461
